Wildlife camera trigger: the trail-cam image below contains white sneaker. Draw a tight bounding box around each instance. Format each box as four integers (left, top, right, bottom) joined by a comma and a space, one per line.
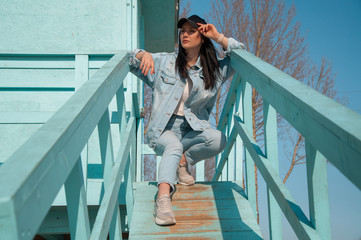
177, 162, 195, 186
153, 194, 176, 226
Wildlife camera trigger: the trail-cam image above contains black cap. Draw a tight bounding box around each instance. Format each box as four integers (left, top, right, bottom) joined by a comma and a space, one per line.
177, 15, 207, 28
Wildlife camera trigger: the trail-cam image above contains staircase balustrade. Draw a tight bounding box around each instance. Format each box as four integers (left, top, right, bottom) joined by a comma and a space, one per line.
213, 48, 361, 240
0, 51, 139, 240
0, 47, 360, 240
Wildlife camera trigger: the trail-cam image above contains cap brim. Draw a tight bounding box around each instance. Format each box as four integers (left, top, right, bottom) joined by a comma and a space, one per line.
177, 18, 199, 29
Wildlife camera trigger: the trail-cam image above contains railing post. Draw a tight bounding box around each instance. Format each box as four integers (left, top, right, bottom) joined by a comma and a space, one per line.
116, 85, 128, 139
75, 54, 89, 189
126, 114, 137, 228
242, 78, 257, 216
306, 140, 331, 240
227, 104, 236, 181
220, 115, 229, 181
124, 154, 134, 228
98, 108, 122, 240
235, 82, 244, 182
263, 100, 282, 239
196, 158, 205, 181
75, 54, 89, 90
64, 157, 91, 240
156, 155, 161, 181
136, 90, 144, 182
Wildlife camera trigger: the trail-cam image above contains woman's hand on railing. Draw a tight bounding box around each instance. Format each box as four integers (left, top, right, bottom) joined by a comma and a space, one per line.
136, 51, 155, 76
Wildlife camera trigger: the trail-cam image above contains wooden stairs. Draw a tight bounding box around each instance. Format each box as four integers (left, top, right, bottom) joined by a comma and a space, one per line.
129, 181, 263, 239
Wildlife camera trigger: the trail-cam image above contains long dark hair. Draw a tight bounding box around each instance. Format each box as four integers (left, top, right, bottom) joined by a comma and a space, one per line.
176, 35, 220, 90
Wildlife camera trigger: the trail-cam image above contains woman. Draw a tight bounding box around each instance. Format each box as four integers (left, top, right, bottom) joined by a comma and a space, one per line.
129, 15, 245, 226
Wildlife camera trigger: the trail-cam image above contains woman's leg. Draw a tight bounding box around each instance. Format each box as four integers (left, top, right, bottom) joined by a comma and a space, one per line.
153, 129, 183, 226
181, 128, 227, 165
154, 130, 183, 196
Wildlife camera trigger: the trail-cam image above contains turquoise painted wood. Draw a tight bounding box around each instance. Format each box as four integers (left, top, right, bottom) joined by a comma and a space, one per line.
75, 54, 89, 90
231, 49, 361, 190
98, 108, 123, 240
234, 81, 244, 182
0, 52, 131, 239
216, 74, 244, 183
306, 140, 331, 240
89, 118, 136, 240
227, 103, 236, 180
129, 181, 263, 239
243, 79, 258, 217
233, 114, 321, 240
263, 101, 283, 239
0, 53, 111, 164
64, 158, 91, 239
214, 47, 361, 240
212, 126, 238, 181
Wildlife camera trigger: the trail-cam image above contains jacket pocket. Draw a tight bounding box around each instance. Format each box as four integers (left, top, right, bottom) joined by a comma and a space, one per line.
161, 74, 176, 84
156, 72, 176, 94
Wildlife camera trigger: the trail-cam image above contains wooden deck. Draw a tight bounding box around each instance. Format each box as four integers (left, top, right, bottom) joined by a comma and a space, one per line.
129, 181, 263, 240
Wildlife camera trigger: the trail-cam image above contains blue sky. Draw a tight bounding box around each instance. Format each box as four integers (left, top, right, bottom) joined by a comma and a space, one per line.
187, 0, 361, 239
293, 0, 361, 114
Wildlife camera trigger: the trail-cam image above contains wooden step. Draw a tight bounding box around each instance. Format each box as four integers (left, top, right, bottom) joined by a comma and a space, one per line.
129, 181, 263, 240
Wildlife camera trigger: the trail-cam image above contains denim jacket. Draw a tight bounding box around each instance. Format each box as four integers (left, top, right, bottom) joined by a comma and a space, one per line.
129, 37, 245, 149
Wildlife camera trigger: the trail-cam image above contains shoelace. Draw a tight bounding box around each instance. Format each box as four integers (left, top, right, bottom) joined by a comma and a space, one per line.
157, 196, 170, 210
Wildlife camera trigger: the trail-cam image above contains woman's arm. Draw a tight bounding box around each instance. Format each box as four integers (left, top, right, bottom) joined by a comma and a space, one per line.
197, 23, 245, 51
129, 49, 158, 88
197, 23, 245, 82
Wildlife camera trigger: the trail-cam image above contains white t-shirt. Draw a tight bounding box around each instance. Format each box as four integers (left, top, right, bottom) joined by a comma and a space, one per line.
173, 77, 193, 116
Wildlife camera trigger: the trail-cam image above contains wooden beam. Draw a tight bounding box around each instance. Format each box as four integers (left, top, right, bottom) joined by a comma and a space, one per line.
263, 101, 283, 239
64, 158, 91, 239
233, 114, 321, 240
213, 126, 238, 181
0, 52, 129, 239
231, 49, 361, 190
306, 140, 331, 240
89, 118, 135, 240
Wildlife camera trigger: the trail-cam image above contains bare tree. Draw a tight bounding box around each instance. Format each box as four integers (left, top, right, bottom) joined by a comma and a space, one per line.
179, 0, 191, 18
209, 0, 340, 223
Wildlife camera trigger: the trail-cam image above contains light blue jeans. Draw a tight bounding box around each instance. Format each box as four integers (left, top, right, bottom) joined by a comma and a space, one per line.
154, 114, 227, 193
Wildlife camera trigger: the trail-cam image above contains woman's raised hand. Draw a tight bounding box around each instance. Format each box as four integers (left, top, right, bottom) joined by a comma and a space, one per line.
197, 23, 220, 41
139, 52, 155, 76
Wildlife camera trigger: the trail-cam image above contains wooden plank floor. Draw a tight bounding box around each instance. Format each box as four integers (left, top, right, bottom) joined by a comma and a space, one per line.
129, 181, 263, 240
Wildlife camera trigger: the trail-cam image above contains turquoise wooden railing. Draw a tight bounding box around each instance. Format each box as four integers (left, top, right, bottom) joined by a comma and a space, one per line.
213, 48, 361, 240
1, 47, 360, 240
0, 51, 141, 240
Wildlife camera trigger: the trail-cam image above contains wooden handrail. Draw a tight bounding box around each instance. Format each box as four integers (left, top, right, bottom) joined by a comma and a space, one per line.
0, 51, 139, 240
214, 48, 361, 240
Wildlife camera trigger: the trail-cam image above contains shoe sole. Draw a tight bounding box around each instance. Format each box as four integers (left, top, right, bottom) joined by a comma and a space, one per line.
155, 217, 176, 226
177, 181, 195, 186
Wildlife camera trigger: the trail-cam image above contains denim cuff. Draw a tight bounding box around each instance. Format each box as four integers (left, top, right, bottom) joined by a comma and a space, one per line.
222, 37, 245, 56
157, 180, 176, 196
129, 49, 145, 68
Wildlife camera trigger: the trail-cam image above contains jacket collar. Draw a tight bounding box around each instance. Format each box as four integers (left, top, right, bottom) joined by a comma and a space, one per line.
190, 56, 202, 70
